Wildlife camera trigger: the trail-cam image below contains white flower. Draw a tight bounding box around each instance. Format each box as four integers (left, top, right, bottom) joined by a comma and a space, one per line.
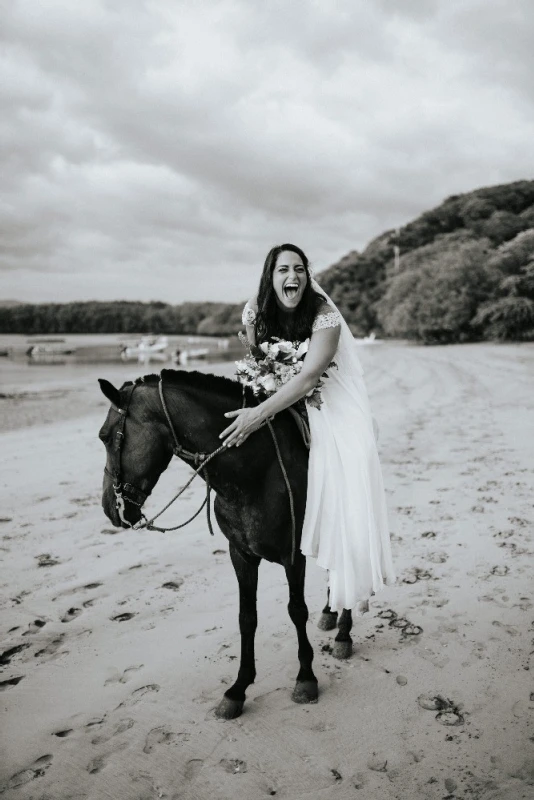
259, 342, 270, 355
295, 339, 309, 358
259, 374, 277, 393
276, 340, 295, 355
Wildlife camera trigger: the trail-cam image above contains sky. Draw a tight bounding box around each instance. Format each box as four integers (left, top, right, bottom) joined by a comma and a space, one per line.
1, 0, 534, 305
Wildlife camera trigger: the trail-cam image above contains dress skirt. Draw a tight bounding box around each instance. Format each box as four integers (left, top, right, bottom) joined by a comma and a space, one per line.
300, 364, 396, 615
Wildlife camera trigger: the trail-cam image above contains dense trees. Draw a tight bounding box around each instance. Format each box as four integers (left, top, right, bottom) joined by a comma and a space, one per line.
2, 180, 533, 342
0, 300, 243, 336
320, 179, 534, 342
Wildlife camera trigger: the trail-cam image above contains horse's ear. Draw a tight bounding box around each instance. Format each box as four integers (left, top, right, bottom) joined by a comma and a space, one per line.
98, 379, 120, 407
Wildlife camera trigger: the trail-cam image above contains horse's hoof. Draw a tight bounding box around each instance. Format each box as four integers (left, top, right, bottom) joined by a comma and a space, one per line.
215, 696, 244, 720
332, 640, 353, 660
292, 680, 318, 704
317, 612, 338, 631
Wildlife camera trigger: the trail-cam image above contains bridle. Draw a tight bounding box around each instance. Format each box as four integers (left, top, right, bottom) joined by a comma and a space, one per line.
105, 375, 298, 563
105, 377, 225, 534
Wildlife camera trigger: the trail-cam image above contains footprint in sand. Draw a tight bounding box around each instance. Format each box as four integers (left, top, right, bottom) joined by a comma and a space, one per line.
34, 633, 67, 659
0, 676, 24, 691
104, 665, 144, 686
492, 620, 519, 636
2, 754, 53, 790
162, 580, 184, 591
22, 619, 46, 636
91, 718, 135, 745
115, 684, 160, 710
53, 728, 74, 738
421, 530, 437, 538
61, 607, 82, 623
111, 612, 136, 622
143, 726, 190, 753
35, 553, 60, 567
87, 754, 108, 774
0, 643, 30, 666
490, 565, 509, 576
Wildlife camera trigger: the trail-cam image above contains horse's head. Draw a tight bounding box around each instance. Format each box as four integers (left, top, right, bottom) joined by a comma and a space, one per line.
98, 378, 173, 528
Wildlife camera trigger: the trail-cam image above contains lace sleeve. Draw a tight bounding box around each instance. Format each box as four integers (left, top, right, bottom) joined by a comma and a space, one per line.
312, 310, 342, 332
242, 302, 256, 326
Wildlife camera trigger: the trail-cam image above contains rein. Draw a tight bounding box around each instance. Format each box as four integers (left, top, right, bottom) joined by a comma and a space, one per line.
110, 375, 297, 564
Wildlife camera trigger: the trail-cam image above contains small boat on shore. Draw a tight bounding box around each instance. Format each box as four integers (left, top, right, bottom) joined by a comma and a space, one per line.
27, 339, 77, 357
120, 335, 169, 363
354, 332, 382, 346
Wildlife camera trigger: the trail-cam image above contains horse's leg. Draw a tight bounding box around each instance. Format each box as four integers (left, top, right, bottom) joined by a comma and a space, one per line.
215, 543, 260, 720
332, 608, 353, 660
317, 584, 338, 631
285, 553, 318, 704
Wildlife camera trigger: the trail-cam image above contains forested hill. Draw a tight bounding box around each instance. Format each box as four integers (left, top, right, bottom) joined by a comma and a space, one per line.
319, 179, 534, 342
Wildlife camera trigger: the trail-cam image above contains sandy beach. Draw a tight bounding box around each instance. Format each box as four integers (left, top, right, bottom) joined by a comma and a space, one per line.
1, 343, 533, 800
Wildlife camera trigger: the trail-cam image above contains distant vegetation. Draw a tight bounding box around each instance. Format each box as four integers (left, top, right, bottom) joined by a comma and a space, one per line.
0, 300, 243, 337
320, 179, 534, 342
2, 180, 533, 342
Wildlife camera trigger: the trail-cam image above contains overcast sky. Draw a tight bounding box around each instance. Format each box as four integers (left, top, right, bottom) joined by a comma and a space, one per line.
1, 0, 533, 305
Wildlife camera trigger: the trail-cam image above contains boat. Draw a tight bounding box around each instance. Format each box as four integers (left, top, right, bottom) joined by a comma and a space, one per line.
354, 332, 382, 346
120, 335, 169, 362
27, 340, 77, 357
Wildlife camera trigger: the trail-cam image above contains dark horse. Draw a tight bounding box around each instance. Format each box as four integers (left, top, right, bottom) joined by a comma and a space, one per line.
98, 369, 353, 719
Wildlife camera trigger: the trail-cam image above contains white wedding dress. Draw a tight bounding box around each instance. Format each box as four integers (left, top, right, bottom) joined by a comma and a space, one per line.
242, 280, 395, 614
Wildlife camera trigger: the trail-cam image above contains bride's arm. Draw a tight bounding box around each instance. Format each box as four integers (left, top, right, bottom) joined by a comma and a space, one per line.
220, 324, 340, 446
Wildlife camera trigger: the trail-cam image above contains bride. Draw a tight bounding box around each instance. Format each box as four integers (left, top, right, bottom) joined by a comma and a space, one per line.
220, 243, 395, 615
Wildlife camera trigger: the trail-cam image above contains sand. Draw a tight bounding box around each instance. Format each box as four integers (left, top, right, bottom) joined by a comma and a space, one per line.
1, 343, 533, 800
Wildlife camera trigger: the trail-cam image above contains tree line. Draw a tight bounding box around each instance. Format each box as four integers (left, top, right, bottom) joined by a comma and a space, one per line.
0, 300, 244, 337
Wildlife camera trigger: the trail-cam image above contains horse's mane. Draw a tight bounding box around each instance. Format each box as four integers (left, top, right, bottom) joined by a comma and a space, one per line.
120, 369, 249, 400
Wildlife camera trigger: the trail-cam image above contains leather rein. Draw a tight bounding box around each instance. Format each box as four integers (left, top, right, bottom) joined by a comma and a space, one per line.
106, 376, 297, 563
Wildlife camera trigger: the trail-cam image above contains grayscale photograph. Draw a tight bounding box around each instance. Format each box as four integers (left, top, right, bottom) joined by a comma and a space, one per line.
1, 1, 533, 799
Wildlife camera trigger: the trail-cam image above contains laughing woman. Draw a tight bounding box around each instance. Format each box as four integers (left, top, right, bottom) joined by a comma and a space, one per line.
220, 243, 395, 616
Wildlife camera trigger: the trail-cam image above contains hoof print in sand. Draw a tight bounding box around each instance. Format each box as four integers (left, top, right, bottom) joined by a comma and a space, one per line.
418, 693, 464, 725
427, 551, 448, 564
490, 565, 509, 576
421, 531, 437, 539
162, 580, 183, 591
61, 607, 82, 623
377, 610, 423, 638
111, 612, 136, 622
143, 726, 189, 754
3, 754, 53, 790
0, 676, 25, 691
402, 567, 432, 584
219, 758, 247, 774
35, 553, 60, 567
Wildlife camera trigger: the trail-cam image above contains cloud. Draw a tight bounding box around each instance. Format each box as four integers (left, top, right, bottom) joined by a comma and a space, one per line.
1, 0, 533, 304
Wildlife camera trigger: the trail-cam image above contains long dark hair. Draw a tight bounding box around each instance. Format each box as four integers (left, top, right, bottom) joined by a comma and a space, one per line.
254, 243, 323, 343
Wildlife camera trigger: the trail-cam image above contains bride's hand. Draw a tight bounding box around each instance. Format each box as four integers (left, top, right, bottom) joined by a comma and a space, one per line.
220, 407, 263, 447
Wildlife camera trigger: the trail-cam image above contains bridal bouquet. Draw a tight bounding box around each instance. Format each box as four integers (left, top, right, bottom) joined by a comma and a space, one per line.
235, 334, 335, 409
